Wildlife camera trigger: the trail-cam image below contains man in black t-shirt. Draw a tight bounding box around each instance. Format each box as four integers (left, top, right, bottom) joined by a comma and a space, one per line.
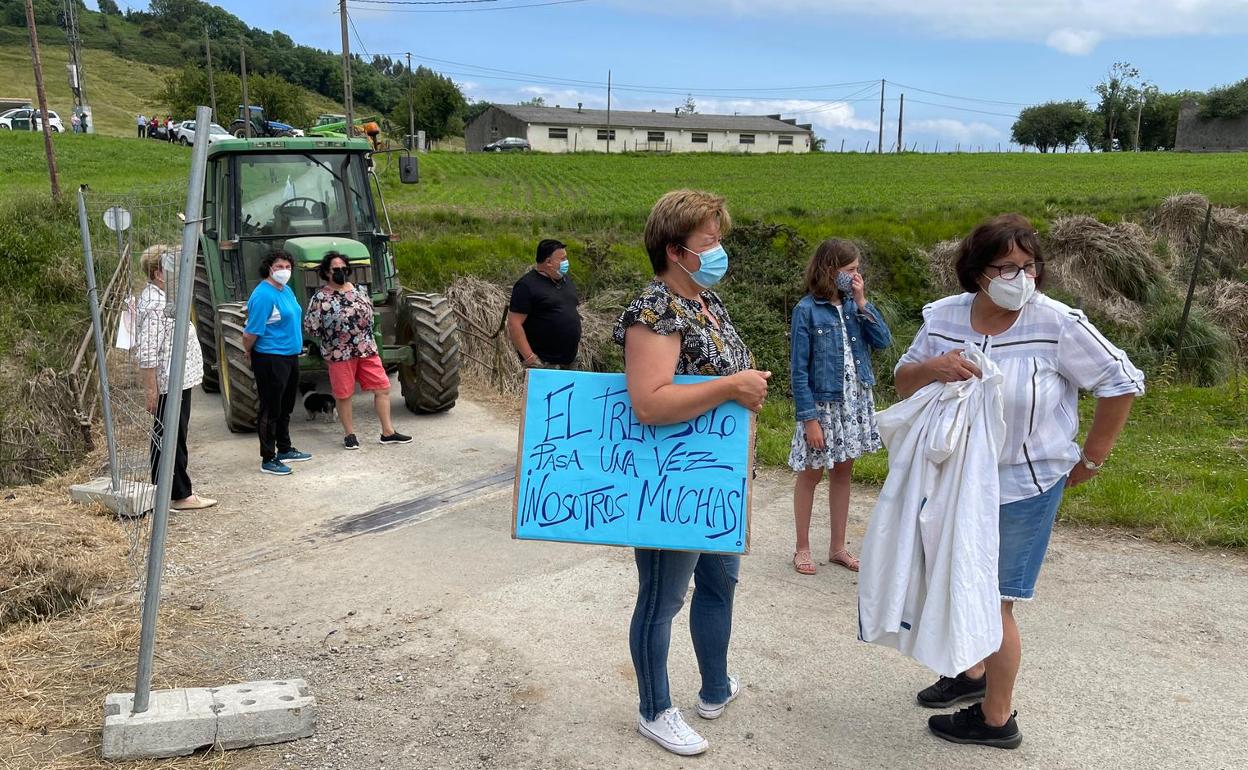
507, 239, 581, 368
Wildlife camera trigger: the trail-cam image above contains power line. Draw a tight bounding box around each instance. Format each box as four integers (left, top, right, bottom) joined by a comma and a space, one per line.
347, 0, 590, 12
352, 0, 500, 4
908, 98, 1023, 119
884, 79, 1032, 107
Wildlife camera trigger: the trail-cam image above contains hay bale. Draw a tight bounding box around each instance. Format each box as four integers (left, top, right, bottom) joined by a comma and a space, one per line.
1047, 215, 1168, 307
920, 239, 962, 294
1151, 193, 1248, 279
1198, 279, 1248, 356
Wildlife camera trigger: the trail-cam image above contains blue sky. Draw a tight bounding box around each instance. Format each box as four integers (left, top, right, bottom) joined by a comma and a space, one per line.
109, 0, 1247, 150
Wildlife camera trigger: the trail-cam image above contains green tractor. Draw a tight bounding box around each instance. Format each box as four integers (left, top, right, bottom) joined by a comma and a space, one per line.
193, 135, 459, 432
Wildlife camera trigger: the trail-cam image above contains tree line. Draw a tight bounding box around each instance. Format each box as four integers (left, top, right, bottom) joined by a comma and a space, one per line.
1011, 62, 1248, 152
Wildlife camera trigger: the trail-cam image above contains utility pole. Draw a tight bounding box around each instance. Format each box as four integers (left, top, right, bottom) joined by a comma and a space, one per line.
606, 69, 612, 154
339, 0, 354, 138
877, 78, 884, 155
62, 0, 86, 118
239, 37, 251, 138
25, 0, 60, 201
337, 0, 357, 239
896, 92, 904, 154
204, 28, 217, 122
406, 52, 415, 150
1134, 97, 1144, 151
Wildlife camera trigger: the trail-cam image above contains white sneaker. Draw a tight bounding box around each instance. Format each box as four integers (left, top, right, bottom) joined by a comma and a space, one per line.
637, 707, 709, 755
696, 675, 740, 720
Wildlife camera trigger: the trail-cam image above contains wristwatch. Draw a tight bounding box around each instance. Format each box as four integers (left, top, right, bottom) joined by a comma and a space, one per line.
1078, 447, 1105, 471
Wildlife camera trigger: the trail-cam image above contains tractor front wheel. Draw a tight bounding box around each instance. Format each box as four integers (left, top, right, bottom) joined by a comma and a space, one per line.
397, 292, 460, 414
215, 304, 260, 432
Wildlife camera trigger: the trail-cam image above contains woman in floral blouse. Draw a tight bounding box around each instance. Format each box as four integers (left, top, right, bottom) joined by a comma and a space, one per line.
612, 190, 770, 757
304, 252, 411, 450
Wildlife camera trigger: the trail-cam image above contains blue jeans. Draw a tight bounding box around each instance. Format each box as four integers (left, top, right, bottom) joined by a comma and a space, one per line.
998, 476, 1067, 601
629, 549, 739, 721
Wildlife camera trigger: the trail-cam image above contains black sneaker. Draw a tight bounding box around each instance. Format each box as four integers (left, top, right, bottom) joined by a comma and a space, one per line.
343, 433, 360, 451
917, 672, 987, 708
379, 431, 412, 445
928, 703, 1022, 749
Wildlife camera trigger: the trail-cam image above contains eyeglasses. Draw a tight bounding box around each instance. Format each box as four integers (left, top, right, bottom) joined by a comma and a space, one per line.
985, 261, 1042, 280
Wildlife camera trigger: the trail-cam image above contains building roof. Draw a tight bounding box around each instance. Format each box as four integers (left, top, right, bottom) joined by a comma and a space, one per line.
490, 104, 813, 134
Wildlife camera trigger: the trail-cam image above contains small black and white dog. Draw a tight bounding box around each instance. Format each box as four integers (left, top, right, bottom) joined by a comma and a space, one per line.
299, 381, 337, 422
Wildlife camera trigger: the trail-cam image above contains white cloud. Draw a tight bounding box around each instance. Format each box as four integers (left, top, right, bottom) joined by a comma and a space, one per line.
615, 0, 1248, 54
908, 118, 1004, 144
1045, 28, 1103, 55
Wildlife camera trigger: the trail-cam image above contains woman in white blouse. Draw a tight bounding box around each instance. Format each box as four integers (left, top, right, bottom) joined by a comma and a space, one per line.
137, 245, 216, 511
893, 214, 1143, 749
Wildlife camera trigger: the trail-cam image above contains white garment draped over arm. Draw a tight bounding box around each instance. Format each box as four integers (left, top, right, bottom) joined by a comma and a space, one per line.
858, 347, 1008, 678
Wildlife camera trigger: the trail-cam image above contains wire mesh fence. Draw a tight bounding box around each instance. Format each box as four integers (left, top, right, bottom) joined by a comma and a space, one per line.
76, 185, 192, 587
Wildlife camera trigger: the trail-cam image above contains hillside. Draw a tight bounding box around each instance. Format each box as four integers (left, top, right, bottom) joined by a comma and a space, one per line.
0, 44, 347, 137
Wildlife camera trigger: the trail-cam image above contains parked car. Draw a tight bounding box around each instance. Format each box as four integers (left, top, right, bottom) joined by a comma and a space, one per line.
0, 108, 64, 132
483, 136, 530, 152
175, 120, 234, 146
148, 121, 178, 141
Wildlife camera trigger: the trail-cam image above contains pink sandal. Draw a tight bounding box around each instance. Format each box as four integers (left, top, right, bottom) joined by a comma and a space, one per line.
793, 549, 817, 575
829, 549, 860, 572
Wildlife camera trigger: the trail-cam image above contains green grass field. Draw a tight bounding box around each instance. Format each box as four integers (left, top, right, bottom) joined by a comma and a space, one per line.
0, 45, 345, 138
3, 134, 1245, 546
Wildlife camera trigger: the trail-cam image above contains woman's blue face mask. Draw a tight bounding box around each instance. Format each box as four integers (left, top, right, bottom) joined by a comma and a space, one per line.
679, 243, 729, 288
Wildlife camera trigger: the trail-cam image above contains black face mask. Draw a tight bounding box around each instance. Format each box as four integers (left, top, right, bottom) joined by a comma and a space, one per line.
331, 267, 350, 285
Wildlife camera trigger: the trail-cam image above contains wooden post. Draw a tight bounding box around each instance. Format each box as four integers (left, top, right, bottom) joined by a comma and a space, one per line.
1175, 204, 1213, 368
896, 93, 903, 154
24, 0, 59, 201
239, 38, 250, 138
204, 28, 217, 122
877, 78, 884, 154
406, 52, 415, 150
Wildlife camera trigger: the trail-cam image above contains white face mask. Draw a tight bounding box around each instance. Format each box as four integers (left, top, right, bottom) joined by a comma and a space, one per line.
271, 268, 293, 287
985, 271, 1035, 311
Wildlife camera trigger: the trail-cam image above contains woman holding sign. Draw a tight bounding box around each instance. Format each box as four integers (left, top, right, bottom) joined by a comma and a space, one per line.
612, 189, 771, 756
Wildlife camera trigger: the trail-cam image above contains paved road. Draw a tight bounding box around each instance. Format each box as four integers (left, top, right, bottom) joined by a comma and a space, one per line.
168, 385, 1248, 770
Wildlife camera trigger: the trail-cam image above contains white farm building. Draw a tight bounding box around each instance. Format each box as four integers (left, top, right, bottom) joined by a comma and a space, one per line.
466, 104, 814, 154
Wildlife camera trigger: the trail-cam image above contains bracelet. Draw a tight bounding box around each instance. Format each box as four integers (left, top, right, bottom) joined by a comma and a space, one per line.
1078, 446, 1105, 471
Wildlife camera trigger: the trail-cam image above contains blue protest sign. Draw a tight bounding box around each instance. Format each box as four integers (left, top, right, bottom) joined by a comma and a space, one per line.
512, 369, 753, 554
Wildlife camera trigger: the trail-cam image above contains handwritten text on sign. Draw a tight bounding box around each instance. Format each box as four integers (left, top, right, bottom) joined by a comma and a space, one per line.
513, 370, 752, 554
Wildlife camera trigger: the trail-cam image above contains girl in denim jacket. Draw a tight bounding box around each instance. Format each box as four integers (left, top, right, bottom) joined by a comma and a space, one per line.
788, 239, 892, 575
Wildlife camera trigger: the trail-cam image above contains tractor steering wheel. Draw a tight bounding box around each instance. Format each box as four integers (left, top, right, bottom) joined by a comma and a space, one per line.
277, 197, 321, 216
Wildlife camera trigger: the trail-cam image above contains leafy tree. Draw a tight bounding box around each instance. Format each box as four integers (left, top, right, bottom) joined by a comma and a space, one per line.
1199, 78, 1248, 120
679, 94, 697, 115
388, 67, 466, 142
517, 96, 546, 107
1011, 101, 1092, 153
158, 64, 241, 124
97, 0, 122, 14
1093, 62, 1144, 151
249, 73, 311, 128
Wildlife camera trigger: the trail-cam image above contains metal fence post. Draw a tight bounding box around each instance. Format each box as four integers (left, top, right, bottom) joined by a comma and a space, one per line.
1175, 203, 1213, 370
132, 106, 213, 714
78, 186, 121, 492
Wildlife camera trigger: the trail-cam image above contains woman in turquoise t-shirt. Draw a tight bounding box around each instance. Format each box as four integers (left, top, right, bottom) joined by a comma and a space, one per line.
243, 250, 313, 475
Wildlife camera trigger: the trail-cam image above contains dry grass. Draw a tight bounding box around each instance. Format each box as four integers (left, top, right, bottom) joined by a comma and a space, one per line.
0, 481, 252, 770
920, 239, 962, 295
1151, 193, 1248, 279
0, 369, 92, 488
1198, 279, 1248, 356
1046, 215, 1169, 329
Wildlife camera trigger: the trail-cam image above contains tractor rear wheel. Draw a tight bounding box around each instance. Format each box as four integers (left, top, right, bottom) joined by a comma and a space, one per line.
216, 303, 260, 432
194, 253, 220, 393
397, 292, 460, 414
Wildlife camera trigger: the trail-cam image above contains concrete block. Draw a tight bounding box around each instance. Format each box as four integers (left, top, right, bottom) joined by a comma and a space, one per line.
69, 477, 155, 518
102, 688, 217, 760
213, 679, 317, 750
101, 680, 315, 760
